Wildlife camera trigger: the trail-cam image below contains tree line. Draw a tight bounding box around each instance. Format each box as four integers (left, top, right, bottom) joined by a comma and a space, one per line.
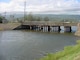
17, 13, 49, 23
0, 13, 77, 23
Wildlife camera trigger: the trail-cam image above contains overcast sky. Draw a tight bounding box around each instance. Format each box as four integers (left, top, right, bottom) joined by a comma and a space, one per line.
0, 0, 80, 14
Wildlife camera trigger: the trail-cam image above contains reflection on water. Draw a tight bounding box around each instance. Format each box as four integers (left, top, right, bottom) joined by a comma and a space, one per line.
0, 30, 80, 60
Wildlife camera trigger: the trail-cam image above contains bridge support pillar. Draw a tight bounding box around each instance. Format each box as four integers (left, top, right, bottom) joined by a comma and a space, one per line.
29, 25, 35, 30
34, 25, 37, 30
36, 25, 39, 31
27, 25, 31, 30
46, 26, 48, 32
42, 25, 47, 32
58, 26, 61, 32
64, 26, 72, 32
31, 25, 36, 30
22, 25, 30, 30
52, 26, 61, 32
30, 25, 32, 30
48, 26, 50, 32
41, 26, 43, 31
75, 23, 80, 36
38, 26, 41, 31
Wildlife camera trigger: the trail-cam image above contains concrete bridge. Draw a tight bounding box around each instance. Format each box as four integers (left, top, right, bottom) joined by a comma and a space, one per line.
23, 21, 77, 26
0, 21, 79, 34
21, 21, 78, 32
0, 21, 79, 36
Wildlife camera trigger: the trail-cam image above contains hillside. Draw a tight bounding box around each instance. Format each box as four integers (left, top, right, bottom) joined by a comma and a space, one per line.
1, 13, 80, 22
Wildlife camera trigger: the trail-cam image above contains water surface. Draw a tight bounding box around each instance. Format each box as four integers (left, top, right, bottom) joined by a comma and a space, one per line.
0, 30, 80, 60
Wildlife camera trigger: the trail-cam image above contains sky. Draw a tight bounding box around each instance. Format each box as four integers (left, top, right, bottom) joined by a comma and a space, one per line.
0, 0, 80, 14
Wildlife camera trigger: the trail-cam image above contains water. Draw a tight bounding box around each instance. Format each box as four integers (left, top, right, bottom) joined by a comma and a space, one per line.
0, 30, 80, 60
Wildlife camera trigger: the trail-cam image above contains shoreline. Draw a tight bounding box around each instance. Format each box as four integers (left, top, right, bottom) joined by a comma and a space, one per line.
39, 40, 80, 60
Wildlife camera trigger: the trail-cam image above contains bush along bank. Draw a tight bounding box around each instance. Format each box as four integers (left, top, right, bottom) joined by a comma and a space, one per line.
39, 40, 80, 60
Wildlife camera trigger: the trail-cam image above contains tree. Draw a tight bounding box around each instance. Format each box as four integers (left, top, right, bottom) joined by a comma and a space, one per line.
10, 15, 15, 22
36, 17, 42, 21
44, 16, 49, 21
24, 12, 42, 21
0, 16, 3, 23
27, 12, 34, 21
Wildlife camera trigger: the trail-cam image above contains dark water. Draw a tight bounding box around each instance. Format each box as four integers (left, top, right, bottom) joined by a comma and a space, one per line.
0, 30, 80, 60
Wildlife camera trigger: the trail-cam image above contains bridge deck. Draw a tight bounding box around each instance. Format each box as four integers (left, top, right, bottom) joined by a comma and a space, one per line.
23, 21, 77, 26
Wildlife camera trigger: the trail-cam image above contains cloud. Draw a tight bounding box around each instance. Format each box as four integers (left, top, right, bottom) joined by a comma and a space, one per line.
0, 0, 80, 14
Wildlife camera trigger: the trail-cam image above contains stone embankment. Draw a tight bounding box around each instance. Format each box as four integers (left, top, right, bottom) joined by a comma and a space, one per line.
75, 23, 80, 36
0, 23, 21, 30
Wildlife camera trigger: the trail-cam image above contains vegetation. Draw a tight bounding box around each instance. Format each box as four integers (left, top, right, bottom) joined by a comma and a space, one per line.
26, 13, 34, 21
4, 12, 78, 22
36, 17, 42, 21
0, 15, 8, 23
0, 16, 3, 23
40, 40, 80, 60
44, 16, 49, 21
23, 13, 50, 21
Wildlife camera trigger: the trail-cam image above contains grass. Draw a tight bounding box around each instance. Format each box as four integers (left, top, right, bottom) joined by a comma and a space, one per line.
39, 40, 80, 60
0, 28, 3, 30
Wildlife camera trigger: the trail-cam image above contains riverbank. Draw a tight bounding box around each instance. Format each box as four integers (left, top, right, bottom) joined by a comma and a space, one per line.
75, 23, 80, 36
40, 40, 80, 60
0, 23, 21, 30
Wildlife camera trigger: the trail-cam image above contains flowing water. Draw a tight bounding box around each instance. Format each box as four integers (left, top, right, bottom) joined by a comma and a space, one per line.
0, 29, 80, 60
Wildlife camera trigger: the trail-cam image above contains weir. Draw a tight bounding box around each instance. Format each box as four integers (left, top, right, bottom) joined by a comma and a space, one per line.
0, 21, 78, 33
20, 21, 77, 32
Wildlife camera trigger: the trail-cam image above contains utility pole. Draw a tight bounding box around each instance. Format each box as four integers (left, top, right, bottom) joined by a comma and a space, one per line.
2, 11, 7, 23
4, 11, 6, 19
24, 0, 26, 22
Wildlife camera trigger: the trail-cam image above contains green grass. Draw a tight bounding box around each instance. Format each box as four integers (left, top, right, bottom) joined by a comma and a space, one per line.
39, 40, 80, 60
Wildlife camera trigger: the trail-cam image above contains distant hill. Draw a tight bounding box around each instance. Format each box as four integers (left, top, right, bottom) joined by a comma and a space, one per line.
1, 12, 80, 22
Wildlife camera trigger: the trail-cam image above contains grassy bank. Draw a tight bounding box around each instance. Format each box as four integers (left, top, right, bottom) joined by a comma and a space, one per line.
40, 40, 80, 60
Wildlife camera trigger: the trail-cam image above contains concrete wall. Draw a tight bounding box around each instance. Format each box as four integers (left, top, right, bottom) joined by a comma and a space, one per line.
0, 23, 21, 30
75, 23, 80, 36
